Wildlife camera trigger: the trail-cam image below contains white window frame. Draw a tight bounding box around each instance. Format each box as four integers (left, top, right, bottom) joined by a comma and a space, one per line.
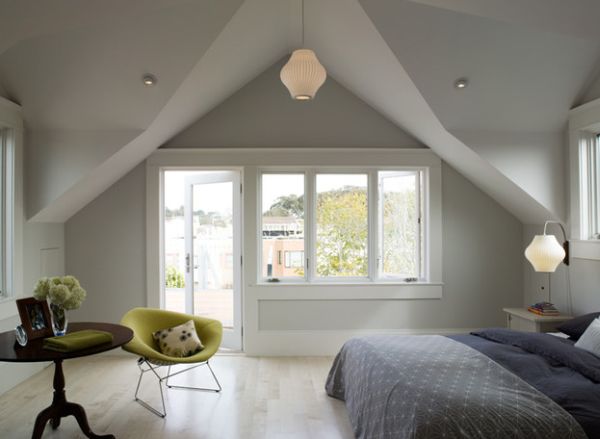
311, 169, 370, 283
284, 250, 304, 268
259, 171, 308, 282
378, 170, 424, 281
579, 133, 599, 240
146, 148, 443, 312
258, 167, 429, 284
569, 98, 600, 260
0, 98, 23, 319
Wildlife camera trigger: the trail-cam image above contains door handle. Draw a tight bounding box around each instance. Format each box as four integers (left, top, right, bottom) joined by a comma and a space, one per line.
186, 254, 191, 273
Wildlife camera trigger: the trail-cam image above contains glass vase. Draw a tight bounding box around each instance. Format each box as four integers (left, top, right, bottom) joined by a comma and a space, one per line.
49, 302, 68, 336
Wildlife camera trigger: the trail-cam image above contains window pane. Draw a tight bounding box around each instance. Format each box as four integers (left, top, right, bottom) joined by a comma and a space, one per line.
316, 174, 368, 277
582, 135, 600, 239
590, 135, 600, 239
0, 130, 4, 297
380, 171, 420, 278
262, 174, 305, 279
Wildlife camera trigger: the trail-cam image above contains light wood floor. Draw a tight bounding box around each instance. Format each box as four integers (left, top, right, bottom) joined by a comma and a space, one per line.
0, 355, 354, 439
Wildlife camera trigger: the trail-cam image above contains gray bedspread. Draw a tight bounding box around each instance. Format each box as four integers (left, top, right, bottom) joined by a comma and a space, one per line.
326, 335, 587, 439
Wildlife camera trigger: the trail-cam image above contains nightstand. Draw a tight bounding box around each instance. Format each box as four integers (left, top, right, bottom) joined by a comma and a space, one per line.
503, 308, 573, 333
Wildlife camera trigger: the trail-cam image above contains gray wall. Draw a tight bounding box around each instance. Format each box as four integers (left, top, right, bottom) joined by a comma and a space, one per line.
0, 221, 64, 394
441, 164, 523, 327
163, 59, 424, 149
65, 63, 524, 350
67, 163, 146, 324
26, 130, 140, 219
520, 89, 600, 316
453, 130, 566, 220
66, 160, 524, 334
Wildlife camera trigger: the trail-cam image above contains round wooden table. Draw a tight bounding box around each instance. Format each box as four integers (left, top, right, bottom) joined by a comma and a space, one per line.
0, 322, 133, 439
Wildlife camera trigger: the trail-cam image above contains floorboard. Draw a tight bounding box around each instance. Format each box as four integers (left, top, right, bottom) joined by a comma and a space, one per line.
0, 355, 353, 439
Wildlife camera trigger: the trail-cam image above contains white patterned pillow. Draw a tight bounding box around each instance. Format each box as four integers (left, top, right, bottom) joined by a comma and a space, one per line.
152, 320, 204, 357
574, 318, 600, 357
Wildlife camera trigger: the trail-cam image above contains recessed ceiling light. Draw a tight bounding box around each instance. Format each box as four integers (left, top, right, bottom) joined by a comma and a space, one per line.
454, 78, 468, 89
142, 74, 157, 86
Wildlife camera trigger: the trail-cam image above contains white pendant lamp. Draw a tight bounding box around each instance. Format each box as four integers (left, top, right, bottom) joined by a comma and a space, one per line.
280, 0, 326, 100
524, 235, 565, 272
524, 221, 569, 272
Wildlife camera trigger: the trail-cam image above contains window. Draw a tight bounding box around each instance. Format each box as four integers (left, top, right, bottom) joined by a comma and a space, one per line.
261, 174, 305, 279
0, 129, 4, 296
0, 126, 15, 300
580, 134, 600, 240
284, 251, 304, 268
259, 169, 427, 283
316, 174, 368, 278
379, 171, 422, 279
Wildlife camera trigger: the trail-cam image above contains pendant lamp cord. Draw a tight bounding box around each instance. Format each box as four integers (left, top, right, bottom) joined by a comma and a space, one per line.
301, 0, 305, 47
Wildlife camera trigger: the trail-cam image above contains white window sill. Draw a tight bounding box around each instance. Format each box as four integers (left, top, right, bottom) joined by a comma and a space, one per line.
254, 281, 439, 287
571, 240, 600, 261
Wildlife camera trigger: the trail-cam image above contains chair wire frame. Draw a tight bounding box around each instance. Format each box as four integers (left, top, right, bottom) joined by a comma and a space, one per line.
134, 357, 222, 417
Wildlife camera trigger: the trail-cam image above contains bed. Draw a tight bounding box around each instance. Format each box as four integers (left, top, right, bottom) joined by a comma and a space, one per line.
326, 328, 600, 439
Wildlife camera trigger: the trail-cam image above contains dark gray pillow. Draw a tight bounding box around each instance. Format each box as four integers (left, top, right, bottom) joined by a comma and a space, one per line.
557, 312, 600, 340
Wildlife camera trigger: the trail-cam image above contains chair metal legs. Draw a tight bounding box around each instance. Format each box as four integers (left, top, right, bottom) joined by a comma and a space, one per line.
165, 361, 222, 392
134, 358, 222, 418
134, 359, 166, 417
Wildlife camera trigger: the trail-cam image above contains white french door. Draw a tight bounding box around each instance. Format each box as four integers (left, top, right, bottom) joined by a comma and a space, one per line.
184, 171, 242, 350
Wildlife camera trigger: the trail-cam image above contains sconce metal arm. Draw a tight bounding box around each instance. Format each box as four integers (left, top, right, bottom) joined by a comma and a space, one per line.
543, 221, 569, 266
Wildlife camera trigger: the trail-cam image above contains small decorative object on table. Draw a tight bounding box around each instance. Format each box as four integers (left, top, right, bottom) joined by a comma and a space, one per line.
15, 324, 28, 347
16, 297, 53, 340
33, 276, 87, 336
528, 301, 560, 316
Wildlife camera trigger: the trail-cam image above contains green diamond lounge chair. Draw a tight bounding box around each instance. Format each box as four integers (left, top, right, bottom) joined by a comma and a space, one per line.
121, 307, 223, 417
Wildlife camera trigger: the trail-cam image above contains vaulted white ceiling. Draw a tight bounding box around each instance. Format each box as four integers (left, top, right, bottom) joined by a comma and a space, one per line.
1, 0, 599, 224
364, 0, 600, 132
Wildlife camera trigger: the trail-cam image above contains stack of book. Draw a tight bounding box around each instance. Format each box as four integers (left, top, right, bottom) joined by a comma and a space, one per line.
527, 302, 560, 316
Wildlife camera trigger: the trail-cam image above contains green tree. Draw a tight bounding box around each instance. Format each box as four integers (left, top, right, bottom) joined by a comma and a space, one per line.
264, 194, 304, 218
316, 187, 368, 276
165, 265, 185, 288
382, 190, 417, 276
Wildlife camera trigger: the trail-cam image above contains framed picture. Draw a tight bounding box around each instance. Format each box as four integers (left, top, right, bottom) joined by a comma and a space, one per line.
16, 297, 53, 340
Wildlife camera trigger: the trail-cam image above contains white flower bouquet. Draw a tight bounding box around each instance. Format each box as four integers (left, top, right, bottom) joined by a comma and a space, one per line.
33, 275, 87, 310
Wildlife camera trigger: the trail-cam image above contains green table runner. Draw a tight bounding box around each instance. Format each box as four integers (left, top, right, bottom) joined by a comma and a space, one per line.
43, 330, 113, 352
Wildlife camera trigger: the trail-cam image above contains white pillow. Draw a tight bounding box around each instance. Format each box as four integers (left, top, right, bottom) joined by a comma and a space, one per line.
152, 320, 204, 358
574, 318, 600, 357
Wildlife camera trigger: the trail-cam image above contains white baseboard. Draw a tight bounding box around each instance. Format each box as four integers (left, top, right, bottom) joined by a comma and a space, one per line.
245, 328, 478, 356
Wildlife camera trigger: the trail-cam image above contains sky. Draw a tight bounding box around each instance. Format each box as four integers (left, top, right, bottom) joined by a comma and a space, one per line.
165, 171, 232, 211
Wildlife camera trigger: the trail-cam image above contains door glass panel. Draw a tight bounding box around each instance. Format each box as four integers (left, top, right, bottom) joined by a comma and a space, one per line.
192, 181, 234, 328
163, 171, 189, 314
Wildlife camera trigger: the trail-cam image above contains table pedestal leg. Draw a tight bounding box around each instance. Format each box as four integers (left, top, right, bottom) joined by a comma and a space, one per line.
31, 360, 114, 439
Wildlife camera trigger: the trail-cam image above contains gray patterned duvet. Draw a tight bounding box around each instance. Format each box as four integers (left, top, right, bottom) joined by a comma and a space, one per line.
326, 334, 587, 439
